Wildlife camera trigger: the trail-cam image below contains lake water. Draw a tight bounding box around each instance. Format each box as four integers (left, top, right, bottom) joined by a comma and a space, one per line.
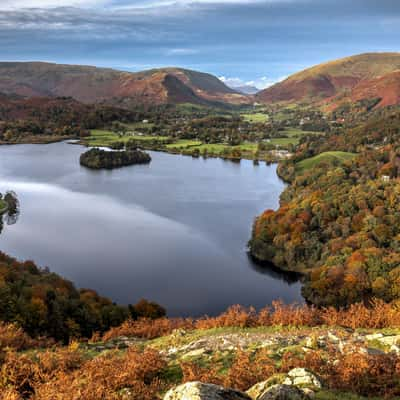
0, 142, 302, 316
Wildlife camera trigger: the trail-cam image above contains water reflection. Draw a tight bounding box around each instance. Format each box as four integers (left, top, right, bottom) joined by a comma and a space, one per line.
0, 143, 303, 316
247, 253, 302, 285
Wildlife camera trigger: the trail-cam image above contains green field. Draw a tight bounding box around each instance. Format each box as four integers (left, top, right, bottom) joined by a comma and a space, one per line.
87, 130, 170, 147
241, 112, 269, 123
123, 121, 155, 130
296, 151, 356, 171
268, 127, 322, 146
185, 142, 258, 155
165, 140, 202, 149
85, 128, 295, 161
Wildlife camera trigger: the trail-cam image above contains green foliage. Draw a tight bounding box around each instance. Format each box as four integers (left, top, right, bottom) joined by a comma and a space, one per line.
80, 148, 151, 169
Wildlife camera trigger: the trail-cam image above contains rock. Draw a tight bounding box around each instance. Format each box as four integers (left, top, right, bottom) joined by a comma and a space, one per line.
378, 335, 400, 346
164, 382, 251, 400
283, 369, 322, 390
327, 332, 340, 343
172, 329, 188, 338
300, 388, 315, 398
182, 348, 208, 359
359, 347, 385, 356
365, 333, 384, 341
247, 375, 286, 399
391, 344, 400, 354
256, 384, 309, 400
247, 381, 271, 399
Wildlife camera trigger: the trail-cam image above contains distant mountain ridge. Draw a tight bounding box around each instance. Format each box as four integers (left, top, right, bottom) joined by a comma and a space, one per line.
230, 85, 259, 95
0, 62, 250, 107
256, 52, 400, 109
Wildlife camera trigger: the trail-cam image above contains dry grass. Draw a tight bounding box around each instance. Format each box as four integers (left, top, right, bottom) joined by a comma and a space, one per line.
103, 299, 400, 342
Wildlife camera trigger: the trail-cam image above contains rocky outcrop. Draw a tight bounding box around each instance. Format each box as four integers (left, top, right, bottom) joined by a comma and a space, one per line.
283, 368, 322, 390
254, 384, 309, 400
164, 382, 251, 400
246, 369, 320, 400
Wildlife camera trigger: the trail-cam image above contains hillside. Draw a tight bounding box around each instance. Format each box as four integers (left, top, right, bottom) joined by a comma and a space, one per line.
0, 62, 249, 107
0, 94, 145, 143
256, 52, 400, 108
3, 299, 400, 399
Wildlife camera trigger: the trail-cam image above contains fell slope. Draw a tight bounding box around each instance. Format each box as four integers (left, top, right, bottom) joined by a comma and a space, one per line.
256, 52, 400, 108
0, 62, 249, 107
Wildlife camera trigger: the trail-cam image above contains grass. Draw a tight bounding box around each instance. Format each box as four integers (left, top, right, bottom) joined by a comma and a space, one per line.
85, 127, 294, 162
315, 391, 387, 400
242, 112, 269, 123
181, 142, 259, 156
165, 140, 202, 149
123, 122, 155, 130
296, 151, 356, 172
271, 127, 323, 146
86, 130, 170, 147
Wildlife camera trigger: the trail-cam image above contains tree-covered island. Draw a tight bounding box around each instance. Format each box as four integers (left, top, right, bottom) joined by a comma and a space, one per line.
79, 147, 151, 169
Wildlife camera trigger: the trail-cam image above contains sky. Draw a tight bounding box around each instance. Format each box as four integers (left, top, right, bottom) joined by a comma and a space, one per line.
1, 0, 400, 89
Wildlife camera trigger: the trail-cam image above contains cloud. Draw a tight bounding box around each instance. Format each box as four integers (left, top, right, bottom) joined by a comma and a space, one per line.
165, 48, 199, 56
219, 75, 285, 89
0, 0, 287, 11
0, 0, 399, 88
0, 0, 106, 9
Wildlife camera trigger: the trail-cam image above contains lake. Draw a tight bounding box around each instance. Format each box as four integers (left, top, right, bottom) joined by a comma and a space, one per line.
0, 142, 302, 316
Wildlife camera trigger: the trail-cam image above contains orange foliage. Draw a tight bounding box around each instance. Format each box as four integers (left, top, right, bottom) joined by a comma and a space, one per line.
102, 299, 400, 342
0, 345, 166, 400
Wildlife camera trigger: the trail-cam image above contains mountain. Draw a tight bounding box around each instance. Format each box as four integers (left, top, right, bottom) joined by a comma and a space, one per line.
0, 62, 249, 107
230, 85, 259, 95
256, 52, 400, 109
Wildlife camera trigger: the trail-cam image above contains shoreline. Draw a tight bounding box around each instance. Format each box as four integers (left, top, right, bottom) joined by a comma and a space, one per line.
0, 135, 293, 163
0, 135, 74, 146
77, 138, 293, 163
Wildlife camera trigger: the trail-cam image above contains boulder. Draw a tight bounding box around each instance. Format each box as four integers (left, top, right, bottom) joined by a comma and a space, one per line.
182, 348, 208, 359
378, 335, 400, 346
164, 382, 251, 400
365, 333, 383, 341
247, 381, 272, 400
255, 384, 309, 400
283, 369, 322, 390
246, 375, 286, 399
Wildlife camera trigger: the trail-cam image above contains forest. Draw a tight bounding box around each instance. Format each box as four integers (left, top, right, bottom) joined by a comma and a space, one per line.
0, 251, 165, 342
0, 95, 148, 143
80, 148, 151, 169
249, 107, 400, 306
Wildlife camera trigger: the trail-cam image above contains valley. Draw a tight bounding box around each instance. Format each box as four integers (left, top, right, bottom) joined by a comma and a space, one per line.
1, 52, 400, 399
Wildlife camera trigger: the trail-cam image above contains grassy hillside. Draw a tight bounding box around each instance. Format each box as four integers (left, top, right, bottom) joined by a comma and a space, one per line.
289, 52, 400, 81
3, 300, 400, 399
296, 151, 356, 172
256, 52, 400, 108
0, 62, 249, 107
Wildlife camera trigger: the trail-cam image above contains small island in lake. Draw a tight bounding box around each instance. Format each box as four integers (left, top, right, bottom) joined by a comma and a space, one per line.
0, 192, 19, 215
80, 148, 151, 169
